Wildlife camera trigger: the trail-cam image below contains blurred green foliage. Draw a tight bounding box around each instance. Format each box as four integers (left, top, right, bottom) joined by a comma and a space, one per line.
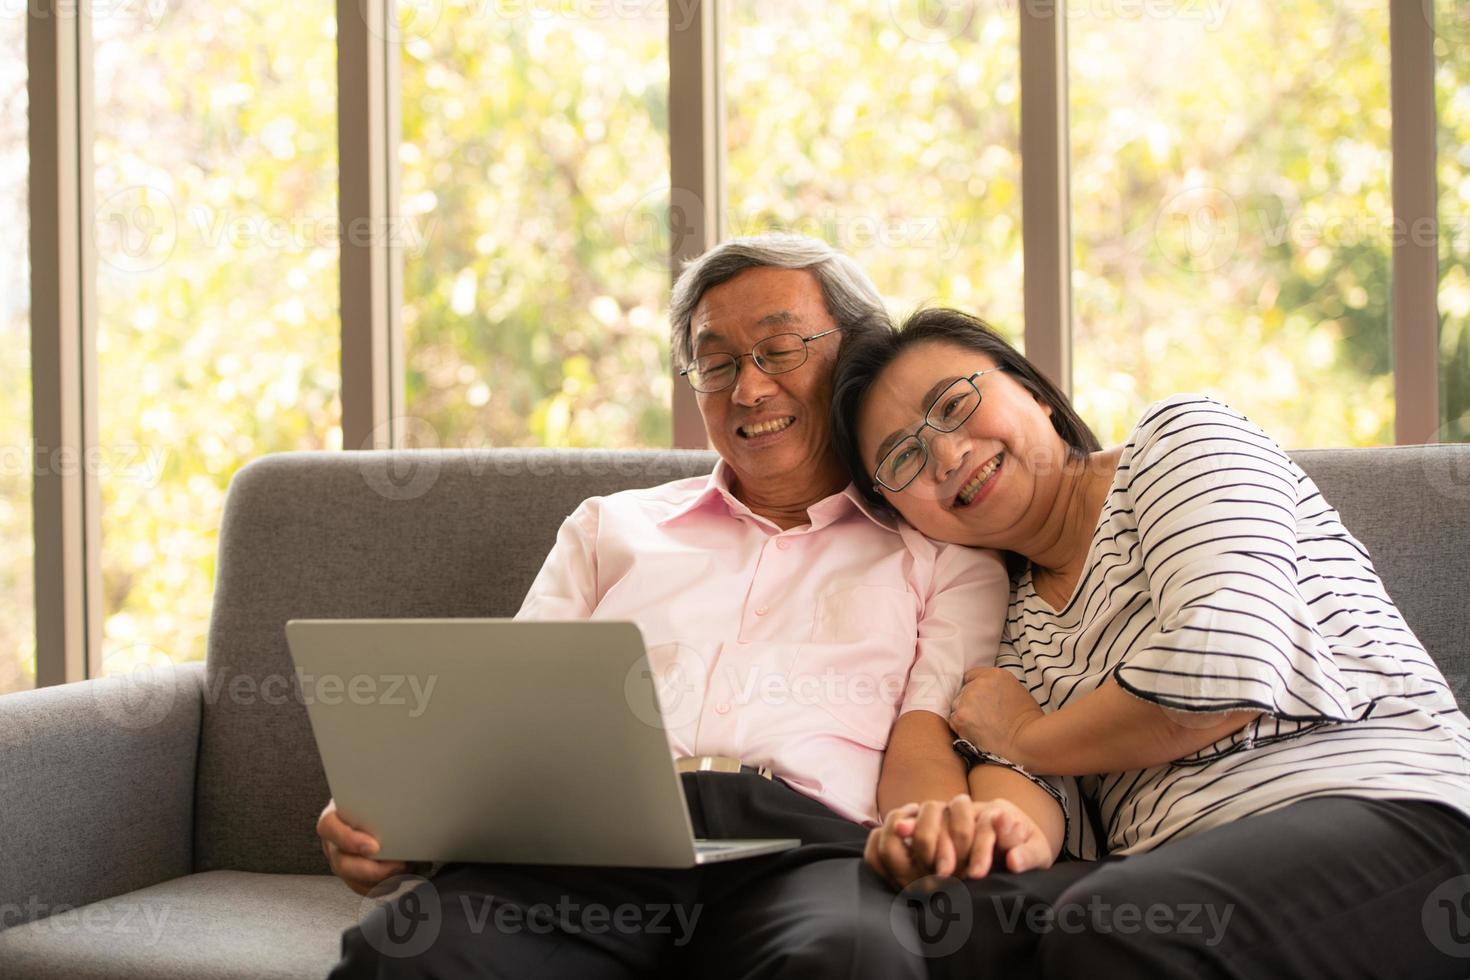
2, 0, 1468, 692
1, 11, 31, 694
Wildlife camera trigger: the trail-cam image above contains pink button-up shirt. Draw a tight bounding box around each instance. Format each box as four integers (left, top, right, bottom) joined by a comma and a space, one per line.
515, 460, 1009, 825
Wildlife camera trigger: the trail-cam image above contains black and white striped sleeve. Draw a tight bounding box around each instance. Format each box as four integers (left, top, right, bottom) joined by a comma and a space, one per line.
952, 640, 1101, 860
1111, 396, 1378, 731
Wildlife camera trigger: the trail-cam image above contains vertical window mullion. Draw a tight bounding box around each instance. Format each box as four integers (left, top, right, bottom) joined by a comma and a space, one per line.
668, 0, 724, 450
1390, 0, 1440, 444
1019, 0, 1072, 394
338, 0, 403, 451
28, 1, 98, 685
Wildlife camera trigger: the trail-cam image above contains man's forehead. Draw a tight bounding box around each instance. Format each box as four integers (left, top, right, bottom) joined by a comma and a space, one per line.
694, 306, 805, 339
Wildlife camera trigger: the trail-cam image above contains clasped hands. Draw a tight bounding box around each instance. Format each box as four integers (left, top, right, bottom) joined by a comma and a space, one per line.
865, 667, 1051, 889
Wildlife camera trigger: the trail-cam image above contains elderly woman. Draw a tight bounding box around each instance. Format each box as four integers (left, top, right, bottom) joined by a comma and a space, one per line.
832, 307, 1470, 978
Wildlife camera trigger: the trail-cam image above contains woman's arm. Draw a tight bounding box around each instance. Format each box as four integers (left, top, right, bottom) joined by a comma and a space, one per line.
951, 669, 1260, 776
966, 762, 1065, 860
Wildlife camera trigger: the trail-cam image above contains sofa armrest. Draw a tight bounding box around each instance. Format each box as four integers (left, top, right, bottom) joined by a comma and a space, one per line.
0, 663, 204, 929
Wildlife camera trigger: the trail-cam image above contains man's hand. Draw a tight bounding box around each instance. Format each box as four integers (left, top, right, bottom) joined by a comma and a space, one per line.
949, 667, 1045, 766
317, 798, 412, 896
864, 794, 1056, 890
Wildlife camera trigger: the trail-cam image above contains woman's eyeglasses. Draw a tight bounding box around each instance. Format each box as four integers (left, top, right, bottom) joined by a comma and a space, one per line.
873, 367, 1004, 493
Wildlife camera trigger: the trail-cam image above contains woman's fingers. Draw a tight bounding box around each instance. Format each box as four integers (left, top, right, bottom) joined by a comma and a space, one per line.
909, 800, 949, 876
942, 794, 976, 878
1003, 833, 1055, 874
991, 802, 1032, 852
965, 804, 1001, 879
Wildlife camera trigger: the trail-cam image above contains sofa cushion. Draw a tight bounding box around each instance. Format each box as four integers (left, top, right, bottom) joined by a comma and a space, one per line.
0, 871, 360, 979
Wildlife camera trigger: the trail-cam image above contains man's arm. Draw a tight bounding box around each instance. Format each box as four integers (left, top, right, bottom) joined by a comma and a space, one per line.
877, 709, 967, 817
514, 500, 600, 620
877, 539, 1009, 815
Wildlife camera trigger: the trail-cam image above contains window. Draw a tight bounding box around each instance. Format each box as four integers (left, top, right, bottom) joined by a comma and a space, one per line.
92, 0, 340, 673
1438, 13, 1470, 442
723, 1, 1024, 344
12, 2, 1465, 691
1, 12, 31, 693
1069, 1, 1394, 447
400, 1, 671, 449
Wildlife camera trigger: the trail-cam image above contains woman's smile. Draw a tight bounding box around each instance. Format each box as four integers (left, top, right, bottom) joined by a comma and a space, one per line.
953, 451, 1004, 509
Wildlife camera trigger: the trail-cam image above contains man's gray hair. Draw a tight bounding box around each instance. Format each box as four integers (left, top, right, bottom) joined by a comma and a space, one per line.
669, 234, 891, 369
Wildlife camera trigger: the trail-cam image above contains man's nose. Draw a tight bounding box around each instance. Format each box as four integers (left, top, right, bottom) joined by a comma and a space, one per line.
730, 359, 779, 406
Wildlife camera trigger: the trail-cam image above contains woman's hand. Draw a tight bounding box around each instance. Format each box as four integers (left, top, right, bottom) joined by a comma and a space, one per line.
865, 794, 1057, 889
949, 667, 1046, 766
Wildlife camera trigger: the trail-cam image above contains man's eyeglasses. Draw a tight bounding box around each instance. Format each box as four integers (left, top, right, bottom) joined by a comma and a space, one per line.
680, 328, 840, 394
873, 368, 1005, 493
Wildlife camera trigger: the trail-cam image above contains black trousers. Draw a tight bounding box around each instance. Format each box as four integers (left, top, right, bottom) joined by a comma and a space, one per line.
913, 796, 1470, 980
329, 771, 926, 979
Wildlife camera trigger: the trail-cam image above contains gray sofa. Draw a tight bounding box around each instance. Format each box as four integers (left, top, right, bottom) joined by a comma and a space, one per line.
2, 445, 1467, 979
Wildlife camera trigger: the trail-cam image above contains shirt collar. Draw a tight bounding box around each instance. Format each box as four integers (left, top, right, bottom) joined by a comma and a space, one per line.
659, 459, 899, 534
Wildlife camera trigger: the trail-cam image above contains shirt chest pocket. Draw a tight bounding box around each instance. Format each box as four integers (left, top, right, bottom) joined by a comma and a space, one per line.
813, 585, 919, 644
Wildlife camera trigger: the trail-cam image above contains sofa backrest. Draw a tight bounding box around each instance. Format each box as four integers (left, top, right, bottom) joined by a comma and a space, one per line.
194, 449, 718, 874
194, 444, 1470, 874
1293, 445, 1470, 699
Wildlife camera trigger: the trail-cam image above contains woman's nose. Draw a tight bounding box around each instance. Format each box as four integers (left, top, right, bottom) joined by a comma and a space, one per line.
929, 428, 969, 483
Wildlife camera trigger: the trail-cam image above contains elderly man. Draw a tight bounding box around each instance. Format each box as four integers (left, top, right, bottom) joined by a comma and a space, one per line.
318, 235, 1050, 978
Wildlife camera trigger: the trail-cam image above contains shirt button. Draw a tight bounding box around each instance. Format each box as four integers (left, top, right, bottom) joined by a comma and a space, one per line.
716, 702, 731, 715
755, 606, 769, 616
776, 539, 791, 551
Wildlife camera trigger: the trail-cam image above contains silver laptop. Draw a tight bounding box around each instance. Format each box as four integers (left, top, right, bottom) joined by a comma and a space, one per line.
285, 618, 799, 867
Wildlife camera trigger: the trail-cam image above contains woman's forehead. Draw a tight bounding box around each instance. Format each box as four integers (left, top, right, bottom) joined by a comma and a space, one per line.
881, 342, 994, 394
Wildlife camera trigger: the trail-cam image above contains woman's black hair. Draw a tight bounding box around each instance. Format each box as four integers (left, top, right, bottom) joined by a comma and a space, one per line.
830, 307, 1102, 579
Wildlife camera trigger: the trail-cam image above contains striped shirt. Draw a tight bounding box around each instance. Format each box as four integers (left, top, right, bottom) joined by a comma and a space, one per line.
997, 394, 1470, 856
